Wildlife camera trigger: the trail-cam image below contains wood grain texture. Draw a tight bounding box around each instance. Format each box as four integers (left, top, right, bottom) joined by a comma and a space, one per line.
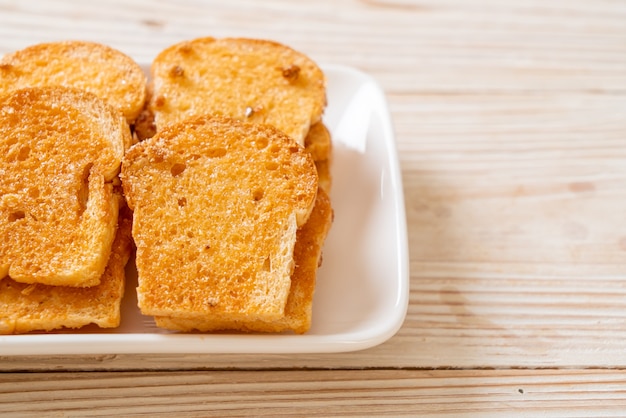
2, 369, 626, 417
1, 0, 626, 414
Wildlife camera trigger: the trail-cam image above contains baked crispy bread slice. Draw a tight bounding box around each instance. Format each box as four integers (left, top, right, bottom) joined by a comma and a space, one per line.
154, 187, 333, 334
148, 37, 326, 146
304, 122, 332, 162
315, 159, 332, 195
135, 115, 333, 195
305, 122, 333, 194
121, 115, 318, 323
0, 203, 133, 334
0, 87, 131, 287
0, 40, 147, 124
133, 108, 157, 143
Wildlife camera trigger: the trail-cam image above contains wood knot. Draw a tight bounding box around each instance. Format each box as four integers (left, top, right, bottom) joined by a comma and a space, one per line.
568, 181, 596, 194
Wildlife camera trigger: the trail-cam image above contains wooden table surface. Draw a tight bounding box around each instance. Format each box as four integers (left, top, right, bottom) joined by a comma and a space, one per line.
1, 0, 626, 415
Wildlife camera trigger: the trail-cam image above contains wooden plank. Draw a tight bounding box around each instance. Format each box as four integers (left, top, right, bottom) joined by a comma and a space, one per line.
0, 0, 624, 92
2, 369, 626, 417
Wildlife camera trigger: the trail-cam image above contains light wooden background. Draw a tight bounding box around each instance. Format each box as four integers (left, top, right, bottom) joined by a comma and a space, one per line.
1, 0, 626, 415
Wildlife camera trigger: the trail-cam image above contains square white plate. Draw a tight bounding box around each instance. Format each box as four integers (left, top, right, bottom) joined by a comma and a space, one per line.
0, 64, 409, 355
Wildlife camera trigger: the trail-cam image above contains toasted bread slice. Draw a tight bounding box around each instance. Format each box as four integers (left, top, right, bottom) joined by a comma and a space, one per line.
315, 159, 332, 195
135, 116, 333, 195
0, 87, 131, 287
306, 122, 332, 194
154, 187, 333, 334
304, 122, 332, 162
121, 115, 318, 323
148, 37, 326, 146
0, 40, 147, 124
133, 108, 156, 143
0, 203, 133, 334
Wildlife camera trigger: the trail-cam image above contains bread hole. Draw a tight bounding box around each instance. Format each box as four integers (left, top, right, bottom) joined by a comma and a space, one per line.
28, 187, 39, 199
186, 230, 194, 238
77, 163, 92, 217
178, 43, 193, 55
270, 144, 281, 154
265, 161, 278, 171
16, 146, 30, 161
8, 210, 25, 222
206, 148, 227, 158
255, 137, 268, 150
152, 153, 164, 164
153, 95, 166, 108
252, 188, 264, 201
170, 162, 186, 177
190, 154, 201, 160
254, 137, 268, 150
178, 197, 187, 207
281, 64, 300, 82
289, 145, 300, 154
262, 256, 271, 272
169, 65, 184, 78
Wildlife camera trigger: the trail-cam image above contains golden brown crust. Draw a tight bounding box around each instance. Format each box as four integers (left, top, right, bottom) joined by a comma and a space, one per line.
154, 187, 333, 334
0, 204, 133, 334
0, 87, 130, 287
148, 37, 326, 145
133, 108, 156, 142
315, 159, 332, 195
121, 115, 318, 323
306, 122, 332, 194
304, 122, 332, 162
0, 40, 147, 124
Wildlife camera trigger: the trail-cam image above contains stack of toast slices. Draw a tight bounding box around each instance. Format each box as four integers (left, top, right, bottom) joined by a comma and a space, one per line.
0, 37, 333, 335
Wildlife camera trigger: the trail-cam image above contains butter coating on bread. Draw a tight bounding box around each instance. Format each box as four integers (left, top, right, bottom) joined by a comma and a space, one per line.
0, 40, 147, 124
155, 187, 333, 334
121, 115, 318, 323
148, 37, 326, 145
0, 204, 133, 334
0, 87, 131, 287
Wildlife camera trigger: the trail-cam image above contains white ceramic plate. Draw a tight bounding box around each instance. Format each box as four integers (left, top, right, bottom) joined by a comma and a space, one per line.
0, 64, 409, 355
